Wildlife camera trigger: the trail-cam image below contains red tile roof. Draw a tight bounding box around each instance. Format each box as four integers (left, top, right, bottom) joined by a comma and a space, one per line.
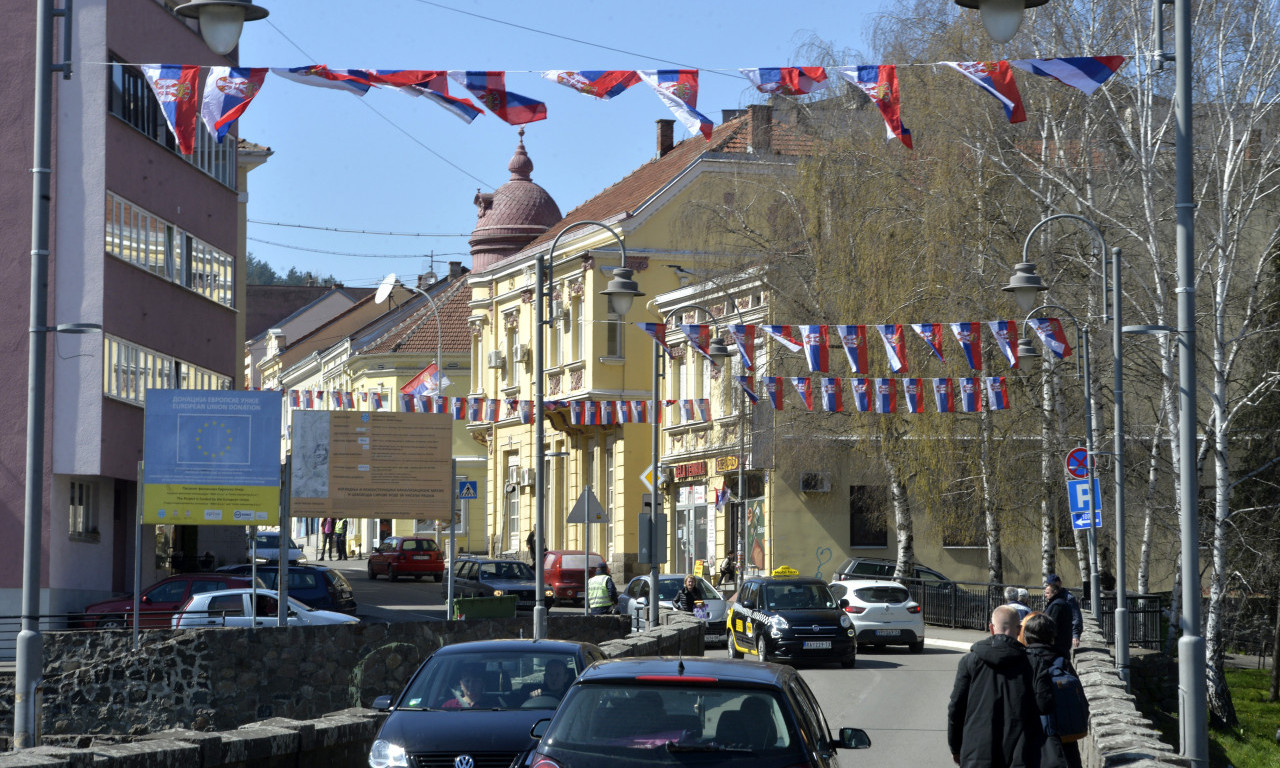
359, 276, 473, 355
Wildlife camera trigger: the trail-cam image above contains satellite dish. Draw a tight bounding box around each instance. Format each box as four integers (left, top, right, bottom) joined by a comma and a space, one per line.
375, 273, 398, 304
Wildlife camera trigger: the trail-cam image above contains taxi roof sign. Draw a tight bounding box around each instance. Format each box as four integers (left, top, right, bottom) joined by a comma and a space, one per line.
771, 565, 800, 577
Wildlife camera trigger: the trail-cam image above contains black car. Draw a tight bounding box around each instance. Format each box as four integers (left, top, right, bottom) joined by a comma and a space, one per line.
521, 657, 871, 767
217, 563, 356, 614
831, 556, 952, 585
450, 557, 555, 611
368, 638, 607, 768
726, 566, 857, 668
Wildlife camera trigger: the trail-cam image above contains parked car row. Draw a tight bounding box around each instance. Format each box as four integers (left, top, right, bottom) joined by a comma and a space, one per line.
170, 588, 359, 628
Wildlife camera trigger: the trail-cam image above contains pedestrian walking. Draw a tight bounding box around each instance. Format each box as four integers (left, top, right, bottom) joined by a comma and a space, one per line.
947, 605, 1043, 768
1005, 585, 1032, 621
319, 517, 335, 561
586, 563, 618, 615
1021, 612, 1086, 768
335, 518, 348, 560
1044, 574, 1083, 649
1042, 577, 1076, 659
715, 550, 736, 589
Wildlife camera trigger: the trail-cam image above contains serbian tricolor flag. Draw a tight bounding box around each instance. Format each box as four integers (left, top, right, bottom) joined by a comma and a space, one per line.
680, 399, 698, 421
542, 70, 640, 100
873, 378, 897, 414
988, 320, 1020, 368
790, 378, 815, 411
519, 400, 536, 424
985, 376, 1011, 410
834, 65, 912, 148
877, 324, 909, 373
637, 70, 714, 140
272, 65, 371, 95
628, 401, 649, 423
344, 392, 356, 409
941, 61, 1026, 123
362, 70, 482, 123
729, 324, 756, 371
467, 397, 484, 422
372, 392, 383, 411
141, 65, 201, 155
1009, 56, 1125, 96
736, 376, 760, 404
602, 402, 617, 425
959, 378, 983, 413
483, 398, 500, 422
200, 67, 267, 142
851, 378, 872, 412
681, 324, 720, 366
289, 390, 300, 408
911, 323, 946, 363
696, 399, 711, 422
332, 391, 343, 409
950, 322, 983, 370
836, 325, 869, 374
638, 322, 675, 358
762, 325, 803, 353
800, 325, 829, 372
569, 401, 585, 426
765, 377, 785, 410
448, 71, 546, 125
505, 398, 520, 418
932, 378, 955, 413
740, 67, 830, 96
314, 390, 325, 409
715, 486, 731, 510
1027, 318, 1074, 359
820, 377, 843, 412
903, 379, 925, 414
400, 393, 415, 412
429, 395, 447, 414
586, 402, 602, 426
401, 362, 441, 397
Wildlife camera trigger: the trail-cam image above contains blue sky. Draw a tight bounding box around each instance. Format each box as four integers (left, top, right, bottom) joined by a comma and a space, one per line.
238, 1, 891, 289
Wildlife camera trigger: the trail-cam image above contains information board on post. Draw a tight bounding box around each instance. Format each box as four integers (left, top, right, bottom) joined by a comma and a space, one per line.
289, 410, 453, 519
142, 390, 283, 525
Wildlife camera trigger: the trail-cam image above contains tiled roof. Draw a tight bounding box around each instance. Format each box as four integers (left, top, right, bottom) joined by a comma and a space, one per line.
359, 276, 473, 355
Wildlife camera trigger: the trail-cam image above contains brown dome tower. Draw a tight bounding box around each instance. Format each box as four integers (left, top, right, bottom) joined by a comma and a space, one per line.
470, 129, 562, 271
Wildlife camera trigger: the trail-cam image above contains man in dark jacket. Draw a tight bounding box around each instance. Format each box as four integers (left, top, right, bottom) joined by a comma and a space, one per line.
1043, 579, 1076, 659
947, 605, 1042, 768
1021, 613, 1084, 768
1044, 573, 1082, 648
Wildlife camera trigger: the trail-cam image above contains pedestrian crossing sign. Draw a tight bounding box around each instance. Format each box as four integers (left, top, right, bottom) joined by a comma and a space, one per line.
457, 481, 477, 500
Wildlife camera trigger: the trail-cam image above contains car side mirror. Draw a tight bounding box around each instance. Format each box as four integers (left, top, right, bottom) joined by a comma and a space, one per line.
530, 717, 552, 739
837, 727, 871, 749
371, 695, 393, 711
839, 598, 849, 610
635, 596, 647, 606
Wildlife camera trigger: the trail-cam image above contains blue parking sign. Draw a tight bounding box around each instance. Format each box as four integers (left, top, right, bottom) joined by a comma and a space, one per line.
1067, 479, 1102, 529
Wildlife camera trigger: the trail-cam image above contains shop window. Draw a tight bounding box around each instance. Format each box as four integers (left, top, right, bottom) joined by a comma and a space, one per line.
848, 485, 888, 547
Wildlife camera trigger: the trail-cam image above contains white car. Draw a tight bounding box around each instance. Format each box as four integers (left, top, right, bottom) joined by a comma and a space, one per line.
170, 588, 359, 628
828, 579, 925, 653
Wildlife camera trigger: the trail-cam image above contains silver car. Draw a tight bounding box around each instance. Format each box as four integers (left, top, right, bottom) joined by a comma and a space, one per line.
170, 588, 359, 628
618, 574, 728, 642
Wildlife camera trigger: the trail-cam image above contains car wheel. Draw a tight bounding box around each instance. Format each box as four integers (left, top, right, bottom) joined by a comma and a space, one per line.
413, 575, 423, 581
910, 639, 925, 654
727, 633, 744, 659
367, 564, 377, 580
840, 650, 857, 669
433, 573, 442, 583
388, 566, 399, 582
755, 633, 769, 663
98, 615, 126, 630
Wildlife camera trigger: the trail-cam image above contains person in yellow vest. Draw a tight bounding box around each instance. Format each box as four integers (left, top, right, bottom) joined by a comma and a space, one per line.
587, 563, 618, 615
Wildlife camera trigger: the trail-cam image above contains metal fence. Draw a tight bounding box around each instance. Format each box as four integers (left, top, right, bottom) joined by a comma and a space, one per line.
901, 578, 1167, 650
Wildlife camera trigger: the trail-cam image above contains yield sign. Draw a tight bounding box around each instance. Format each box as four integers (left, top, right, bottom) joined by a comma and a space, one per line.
1065, 447, 1090, 479
566, 487, 607, 524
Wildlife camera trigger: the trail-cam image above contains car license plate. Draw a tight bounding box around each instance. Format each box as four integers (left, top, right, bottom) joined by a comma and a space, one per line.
413, 555, 429, 560
803, 640, 832, 650
875, 629, 900, 637
576, 591, 584, 598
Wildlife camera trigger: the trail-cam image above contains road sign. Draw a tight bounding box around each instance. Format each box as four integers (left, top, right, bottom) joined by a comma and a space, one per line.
640, 463, 655, 493
1071, 511, 1102, 530
457, 481, 477, 500
1067, 479, 1103, 528
1065, 447, 1090, 479
567, 487, 607, 524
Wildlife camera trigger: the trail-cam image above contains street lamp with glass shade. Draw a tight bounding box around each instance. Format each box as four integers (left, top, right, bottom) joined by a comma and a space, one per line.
1002, 261, 1049, 313
176, 0, 270, 56
953, 0, 1051, 44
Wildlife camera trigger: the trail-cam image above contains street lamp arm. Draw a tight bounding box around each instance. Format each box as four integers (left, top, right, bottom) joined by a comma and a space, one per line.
1021, 213, 1106, 264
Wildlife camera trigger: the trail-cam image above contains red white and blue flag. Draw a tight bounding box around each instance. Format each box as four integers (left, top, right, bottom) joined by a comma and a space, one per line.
836, 324, 869, 374
959, 378, 983, 413
941, 61, 1026, 123
762, 325, 803, 353
141, 64, 201, 155
987, 320, 1020, 368
1009, 56, 1125, 96
877, 324, 909, 373
680, 399, 698, 422
911, 323, 947, 363
638, 322, 675, 358
467, 397, 484, 422
362, 70, 482, 123
765, 377, 785, 410
401, 362, 441, 398
344, 392, 356, 409
400, 393, 415, 412
740, 67, 830, 96
451, 397, 466, 421
541, 70, 640, 100
483, 398, 500, 422
271, 65, 371, 96
431, 395, 449, 414
519, 400, 535, 424
851, 378, 872, 412
681, 324, 720, 366
790, 377, 815, 411
629, 400, 649, 423
289, 390, 300, 408
696, 399, 711, 422
505, 398, 520, 419
903, 378, 925, 414
372, 391, 383, 410
636, 70, 714, 140
985, 376, 1011, 410
932, 378, 955, 413
200, 67, 267, 143
448, 71, 546, 125
569, 401, 585, 426
835, 65, 912, 148
315, 391, 325, 409
820, 377, 843, 412
950, 322, 983, 370
729, 324, 756, 371
736, 376, 760, 404
715, 486, 731, 510
332, 391, 343, 409
874, 378, 897, 414
586, 402, 602, 426
1027, 317, 1074, 359
800, 325, 829, 372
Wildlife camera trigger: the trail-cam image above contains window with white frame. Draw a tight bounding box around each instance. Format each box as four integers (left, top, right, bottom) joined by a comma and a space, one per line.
550, 302, 563, 367
605, 312, 624, 357
103, 335, 230, 406
472, 336, 483, 392
573, 298, 585, 361
505, 321, 520, 387
506, 454, 521, 552
69, 479, 98, 537
105, 192, 235, 307
604, 438, 616, 556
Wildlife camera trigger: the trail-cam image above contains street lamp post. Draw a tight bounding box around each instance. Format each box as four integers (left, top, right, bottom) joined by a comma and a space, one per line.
534, 221, 642, 639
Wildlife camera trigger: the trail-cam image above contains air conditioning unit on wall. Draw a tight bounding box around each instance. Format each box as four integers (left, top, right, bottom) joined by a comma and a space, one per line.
512, 343, 531, 363
800, 472, 831, 494
486, 351, 506, 369
520, 468, 537, 487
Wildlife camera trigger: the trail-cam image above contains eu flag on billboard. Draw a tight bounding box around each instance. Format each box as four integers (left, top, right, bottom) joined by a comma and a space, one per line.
177, 415, 253, 465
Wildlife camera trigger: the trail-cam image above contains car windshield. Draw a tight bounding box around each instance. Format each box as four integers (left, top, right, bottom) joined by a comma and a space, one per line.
762, 583, 836, 610
853, 585, 911, 604
397, 651, 586, 711
479, 562, 534, 581
544, 684, 797, 759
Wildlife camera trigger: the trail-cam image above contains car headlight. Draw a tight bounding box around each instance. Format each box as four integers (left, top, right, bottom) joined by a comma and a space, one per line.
492, 589, 505, 597
545, 589, 556, 598
768, 614, 789, 637
368, 739, 408, 768
839, 613, 852, 628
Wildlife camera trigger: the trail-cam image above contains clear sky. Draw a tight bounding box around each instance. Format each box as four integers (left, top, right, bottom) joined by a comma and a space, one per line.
237, 0, 891, 290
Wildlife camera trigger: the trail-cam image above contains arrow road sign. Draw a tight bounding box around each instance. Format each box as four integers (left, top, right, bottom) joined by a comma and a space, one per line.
1065, 447, 1090, 479
1071, 511, 1102, 530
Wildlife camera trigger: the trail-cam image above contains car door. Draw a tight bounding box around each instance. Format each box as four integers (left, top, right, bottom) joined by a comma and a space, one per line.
788, 675, 838, 766
453, 560, 477, 595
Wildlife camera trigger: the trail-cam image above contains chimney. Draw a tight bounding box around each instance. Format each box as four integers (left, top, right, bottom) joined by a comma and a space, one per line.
656, 119, 675, 157
449, 260, 465, 278
749, 104, 773, 154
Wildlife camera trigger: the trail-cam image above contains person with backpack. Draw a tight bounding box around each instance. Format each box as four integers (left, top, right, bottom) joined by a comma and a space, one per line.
1020, 612, 1087, 768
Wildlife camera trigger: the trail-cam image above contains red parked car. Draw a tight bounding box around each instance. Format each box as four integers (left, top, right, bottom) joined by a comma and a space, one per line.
367, 536, 444, 582
542, 550, 605, 605
78, 572, 259, 629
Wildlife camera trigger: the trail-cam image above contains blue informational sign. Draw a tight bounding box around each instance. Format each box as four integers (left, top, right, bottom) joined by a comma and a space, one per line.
458, 481, 478, 500
1067, 479, 1103, 529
